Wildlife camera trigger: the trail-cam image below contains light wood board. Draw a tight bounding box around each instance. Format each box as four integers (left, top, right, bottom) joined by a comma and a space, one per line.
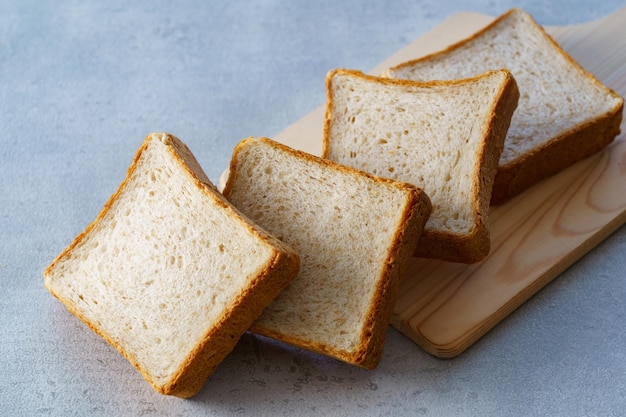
223, 7, 626, 358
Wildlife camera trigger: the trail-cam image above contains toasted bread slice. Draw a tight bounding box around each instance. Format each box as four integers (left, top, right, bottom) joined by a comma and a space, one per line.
44, 133, 300, 398
384, 8, 624, 204
323, 69, 519, 263
223, 137, 432, 369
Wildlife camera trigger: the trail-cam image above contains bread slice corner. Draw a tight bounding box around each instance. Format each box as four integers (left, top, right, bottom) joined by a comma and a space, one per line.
223, 137, 432, 369
385, 7, 624, 204
44, 132, 300, 398
323, 68, 519, 263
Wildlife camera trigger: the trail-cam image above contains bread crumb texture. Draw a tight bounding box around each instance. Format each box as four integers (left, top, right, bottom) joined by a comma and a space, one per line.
387, 9, 623, 167
326, 71, 506, 235
44, 133, 283, 395
224, 137, 426, 365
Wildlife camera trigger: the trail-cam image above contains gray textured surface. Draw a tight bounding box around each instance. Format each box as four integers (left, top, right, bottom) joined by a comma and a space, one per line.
2, 1, 626, 416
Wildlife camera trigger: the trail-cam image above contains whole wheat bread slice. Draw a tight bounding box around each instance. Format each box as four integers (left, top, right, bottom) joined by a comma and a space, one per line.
222, 137, 432, 369
323, 68, 519, 263
384, 8, 624, 204
44, 133, 300, 398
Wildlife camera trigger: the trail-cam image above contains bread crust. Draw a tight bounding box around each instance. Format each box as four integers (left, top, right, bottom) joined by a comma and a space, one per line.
353, 185, 432, 368
323, 69, 519, 263
164, 248, 299, 397
388, 8, 624, 204
44, 133, 300, 398
492, 96, 623, 204
417, 70, 519, 262
225, 137, 432, 369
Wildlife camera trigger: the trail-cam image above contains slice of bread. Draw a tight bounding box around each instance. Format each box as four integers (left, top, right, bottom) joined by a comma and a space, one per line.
384, 8, 624, 204
44, 133, 300, 398
222, 137, 432, 369
323, 69, 519, 263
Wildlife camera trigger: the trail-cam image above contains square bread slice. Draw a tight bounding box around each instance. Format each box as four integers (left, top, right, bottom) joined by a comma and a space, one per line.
44, 133, 300, 398
384, 8, 624, 204
323, 68, 519, 263
222, 137, 432, 369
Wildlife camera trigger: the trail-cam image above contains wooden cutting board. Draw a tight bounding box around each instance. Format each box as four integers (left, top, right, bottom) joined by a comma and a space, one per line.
221, 7, 626, 358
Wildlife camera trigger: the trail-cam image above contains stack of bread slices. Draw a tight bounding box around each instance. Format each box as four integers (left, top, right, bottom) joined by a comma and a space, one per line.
44, 8, 622, 398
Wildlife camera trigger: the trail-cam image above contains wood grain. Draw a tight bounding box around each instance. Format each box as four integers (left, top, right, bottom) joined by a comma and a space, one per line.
385, 8, 626, 358
221, 7, 626, 358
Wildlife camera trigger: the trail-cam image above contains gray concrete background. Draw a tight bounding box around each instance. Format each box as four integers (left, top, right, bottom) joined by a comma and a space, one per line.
2, 1, 625, 416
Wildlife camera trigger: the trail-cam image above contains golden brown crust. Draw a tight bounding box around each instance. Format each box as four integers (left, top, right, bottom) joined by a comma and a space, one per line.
43, 283, 152, 389
416, 70, 519, 262
44, 138, 150, 280
492, 98, 623, 204
321, 68, 513, 161
388, 8, 625, 205
417, 70, 519, 262
44, 135, 165, 392
228, 136, 431, 196
323, 69, 519, 263
44, 133, 301, 398
323, 69, 500, 158
490, 9, 624, 204
164, 249, 300, 397
250, 187, 431, 369
387, 9, 521, 75
230, 137, 432, 368
354, 188, 432, 368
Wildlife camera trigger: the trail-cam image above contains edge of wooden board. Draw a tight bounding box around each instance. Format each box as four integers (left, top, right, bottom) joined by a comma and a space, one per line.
389, 7, 626, 358
219, 7, 626, 358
